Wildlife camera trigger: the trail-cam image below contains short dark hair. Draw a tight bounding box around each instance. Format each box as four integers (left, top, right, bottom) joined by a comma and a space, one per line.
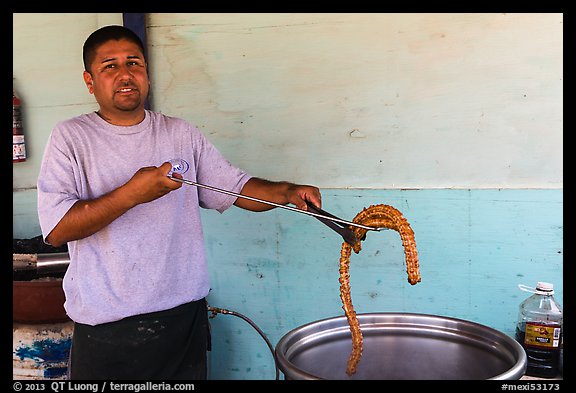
83, 25, 146, 73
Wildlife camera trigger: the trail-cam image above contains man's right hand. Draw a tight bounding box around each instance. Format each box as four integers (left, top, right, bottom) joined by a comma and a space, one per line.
122, 162, 183, 206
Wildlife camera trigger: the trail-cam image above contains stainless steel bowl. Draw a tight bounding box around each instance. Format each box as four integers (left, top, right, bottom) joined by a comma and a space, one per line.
275, 313, 526, 380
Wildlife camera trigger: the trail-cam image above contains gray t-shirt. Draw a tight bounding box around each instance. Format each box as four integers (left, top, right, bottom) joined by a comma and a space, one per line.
37, 110, 252, 325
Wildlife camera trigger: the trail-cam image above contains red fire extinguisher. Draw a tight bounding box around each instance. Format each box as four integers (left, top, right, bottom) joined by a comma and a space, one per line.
13, 83, 26, 163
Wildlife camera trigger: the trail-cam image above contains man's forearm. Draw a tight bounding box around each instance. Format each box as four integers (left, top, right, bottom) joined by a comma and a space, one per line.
234, 178, 292, 212
46, 162, 183, 247
46, 185, 135, 247
234, 177, 321, 212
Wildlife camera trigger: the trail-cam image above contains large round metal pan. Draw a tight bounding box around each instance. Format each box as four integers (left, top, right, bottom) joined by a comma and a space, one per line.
275, 312, 526, 380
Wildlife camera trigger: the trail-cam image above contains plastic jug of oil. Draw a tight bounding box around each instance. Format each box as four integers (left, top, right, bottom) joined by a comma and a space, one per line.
515, 282, 563, 378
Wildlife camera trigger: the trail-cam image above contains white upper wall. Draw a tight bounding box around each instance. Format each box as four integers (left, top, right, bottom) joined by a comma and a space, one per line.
13, 13, 563, 190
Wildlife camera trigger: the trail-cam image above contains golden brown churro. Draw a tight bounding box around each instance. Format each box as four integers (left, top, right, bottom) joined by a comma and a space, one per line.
340, 204, 421, 375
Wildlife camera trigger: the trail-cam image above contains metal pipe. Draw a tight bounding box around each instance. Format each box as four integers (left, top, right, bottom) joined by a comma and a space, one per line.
13, 252, 70, 274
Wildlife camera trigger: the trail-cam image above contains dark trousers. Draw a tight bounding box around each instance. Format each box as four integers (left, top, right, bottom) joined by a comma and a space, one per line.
69, 299, 210, 380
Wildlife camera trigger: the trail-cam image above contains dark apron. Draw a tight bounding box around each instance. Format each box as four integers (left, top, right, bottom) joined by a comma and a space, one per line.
69, 298, 211, 380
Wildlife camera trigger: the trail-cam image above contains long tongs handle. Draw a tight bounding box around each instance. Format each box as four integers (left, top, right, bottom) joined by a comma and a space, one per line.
168, 175, 381, 232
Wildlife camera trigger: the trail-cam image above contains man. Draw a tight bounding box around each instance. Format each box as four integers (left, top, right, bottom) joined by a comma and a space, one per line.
37, 25, 322, 380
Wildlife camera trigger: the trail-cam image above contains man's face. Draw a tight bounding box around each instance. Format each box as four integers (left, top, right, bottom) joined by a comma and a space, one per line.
83, 39, 149, 124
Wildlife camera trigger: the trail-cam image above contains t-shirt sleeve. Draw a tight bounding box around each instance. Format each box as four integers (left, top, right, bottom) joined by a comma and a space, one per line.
36, 125, 81, 241
189, 130, 252, 213
191, 128, 252, 213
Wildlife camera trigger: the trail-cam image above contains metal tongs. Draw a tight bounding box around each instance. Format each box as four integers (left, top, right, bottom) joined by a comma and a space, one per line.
305, 201, 360, 244
168, 175, 383, 244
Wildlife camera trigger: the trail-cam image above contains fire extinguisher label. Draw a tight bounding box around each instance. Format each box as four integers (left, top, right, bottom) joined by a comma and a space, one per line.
13, 135, 26, 161
13, 106, 22, 129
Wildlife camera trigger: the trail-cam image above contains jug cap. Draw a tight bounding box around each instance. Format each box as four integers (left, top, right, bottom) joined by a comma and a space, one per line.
536, 282, 554, 293
518, 282, 554, 295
